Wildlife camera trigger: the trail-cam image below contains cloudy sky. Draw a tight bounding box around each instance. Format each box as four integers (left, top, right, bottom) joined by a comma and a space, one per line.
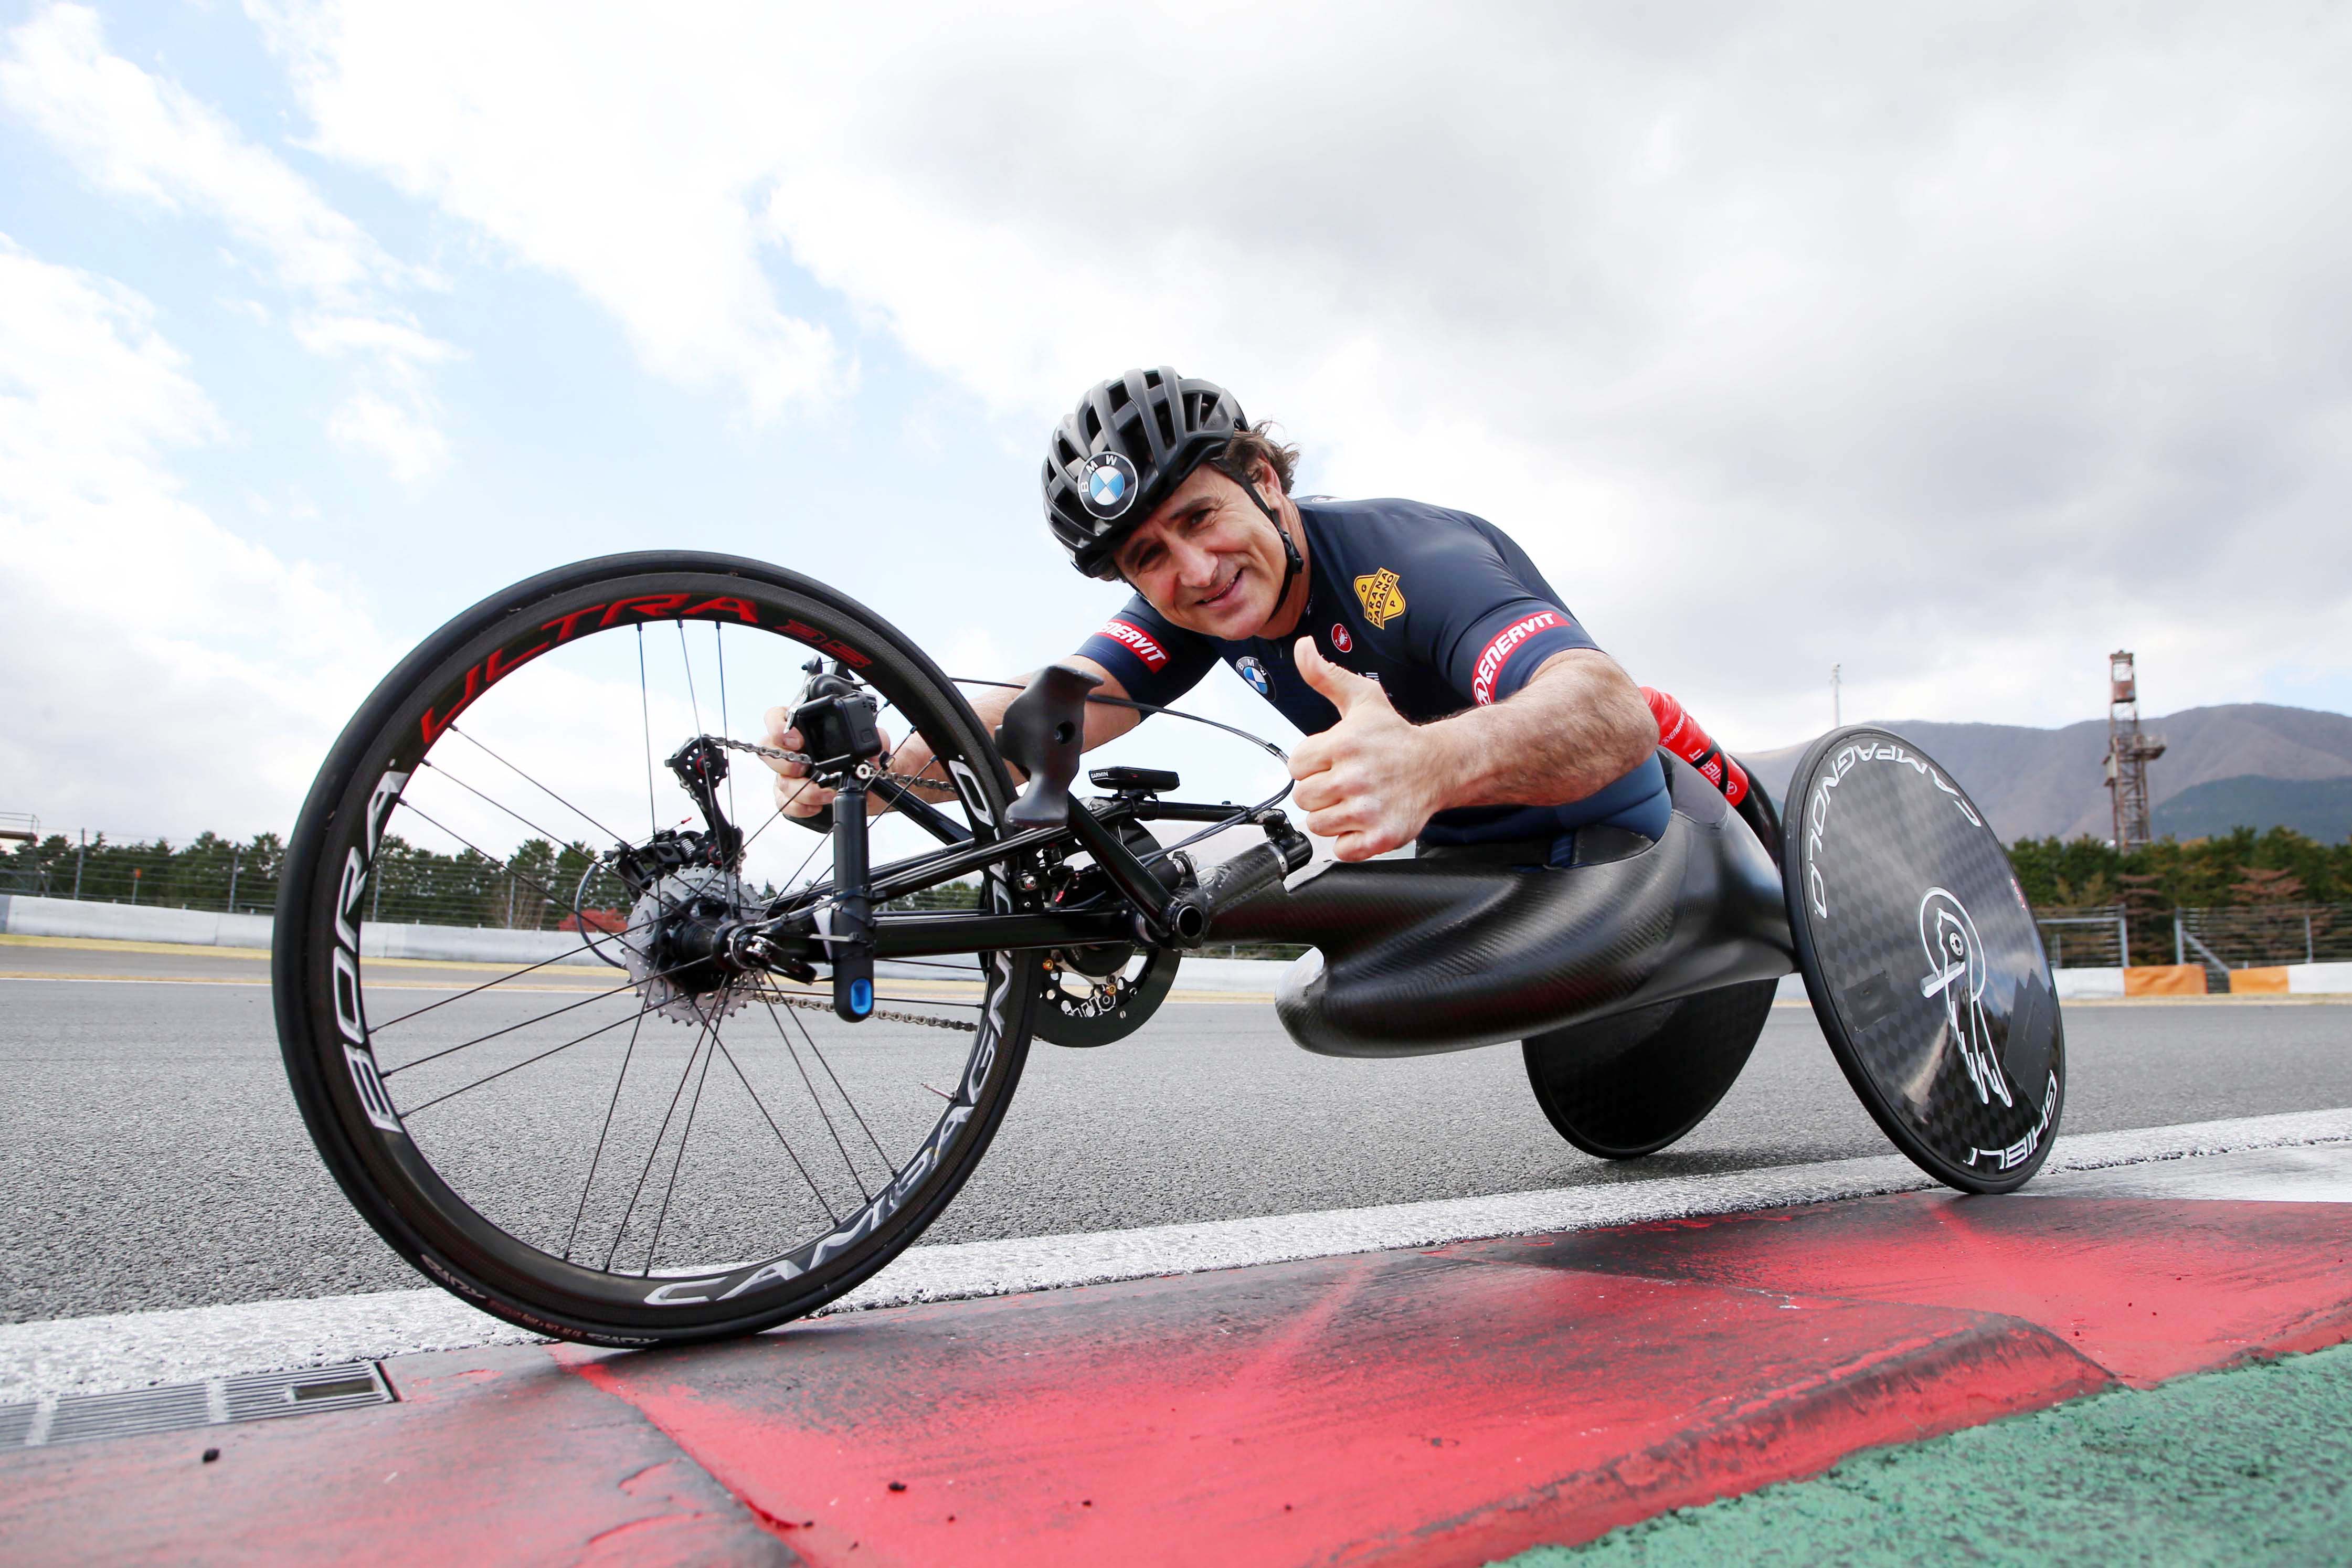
4, 1, 2349, 842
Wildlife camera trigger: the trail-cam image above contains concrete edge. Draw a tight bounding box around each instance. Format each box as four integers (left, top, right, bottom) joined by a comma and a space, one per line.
8, 1107, 2350, 1404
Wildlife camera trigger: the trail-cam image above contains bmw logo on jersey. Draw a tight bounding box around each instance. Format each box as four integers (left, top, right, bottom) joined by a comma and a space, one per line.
1234, 655, 1273, 696
1080, 451, 1140, 520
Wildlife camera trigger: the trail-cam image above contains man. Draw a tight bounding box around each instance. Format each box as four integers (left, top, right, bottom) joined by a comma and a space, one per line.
767, 366, 1709, 868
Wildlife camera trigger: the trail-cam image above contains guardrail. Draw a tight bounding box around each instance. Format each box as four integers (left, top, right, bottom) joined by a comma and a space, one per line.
0, 892, 1307, 990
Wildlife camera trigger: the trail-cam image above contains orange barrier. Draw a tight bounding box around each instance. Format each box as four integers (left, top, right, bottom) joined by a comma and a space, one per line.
2230, 967, 2291, 995
2123, 964, 2208, 997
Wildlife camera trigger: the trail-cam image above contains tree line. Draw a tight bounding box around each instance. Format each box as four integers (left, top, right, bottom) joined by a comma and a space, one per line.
0, 831, 634, 930
7, 822, 2346, 941
2007, 825, 2350, 966
2006, 825, 2349, 909
0, 830, 972, 929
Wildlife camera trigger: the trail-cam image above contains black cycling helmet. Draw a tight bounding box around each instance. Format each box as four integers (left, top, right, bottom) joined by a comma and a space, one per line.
1042, 366, 1247, 579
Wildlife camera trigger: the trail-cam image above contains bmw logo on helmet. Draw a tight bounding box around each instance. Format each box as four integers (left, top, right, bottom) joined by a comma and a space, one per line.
1080, 451, 1139, 521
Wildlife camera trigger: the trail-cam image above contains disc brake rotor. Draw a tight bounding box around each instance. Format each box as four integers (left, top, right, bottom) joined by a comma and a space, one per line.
1035, 945, 1180, 1047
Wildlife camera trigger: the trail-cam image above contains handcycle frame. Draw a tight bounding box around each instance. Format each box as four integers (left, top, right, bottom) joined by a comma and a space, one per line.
659, 659, 1312, 1024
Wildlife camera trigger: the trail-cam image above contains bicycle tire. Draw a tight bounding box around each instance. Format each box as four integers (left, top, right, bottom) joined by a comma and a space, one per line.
274, 552, 1035, 1346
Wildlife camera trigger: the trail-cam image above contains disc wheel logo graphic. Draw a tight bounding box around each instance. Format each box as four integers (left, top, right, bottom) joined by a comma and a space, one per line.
1783, 726, 2065, 1193
1917, 887, 2010, 1108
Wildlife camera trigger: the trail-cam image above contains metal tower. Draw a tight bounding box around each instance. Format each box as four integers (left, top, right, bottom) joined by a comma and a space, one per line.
2103, 650, 2165, 848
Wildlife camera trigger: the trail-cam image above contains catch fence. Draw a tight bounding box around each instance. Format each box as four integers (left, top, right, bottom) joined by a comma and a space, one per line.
0, 830, 987, 932
1, 832, 634, 931
10, 831, 2343, 965
2034, 902, 2350, 975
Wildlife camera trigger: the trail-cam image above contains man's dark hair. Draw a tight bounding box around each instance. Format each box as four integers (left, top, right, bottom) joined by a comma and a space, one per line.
1218, 422, 1298, 495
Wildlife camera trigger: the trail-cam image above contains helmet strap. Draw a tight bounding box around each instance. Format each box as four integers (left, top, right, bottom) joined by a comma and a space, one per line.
1217, 460, 1305, 629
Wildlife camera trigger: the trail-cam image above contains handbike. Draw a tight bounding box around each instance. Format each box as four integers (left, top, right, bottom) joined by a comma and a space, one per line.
274, 552, 2065, 1348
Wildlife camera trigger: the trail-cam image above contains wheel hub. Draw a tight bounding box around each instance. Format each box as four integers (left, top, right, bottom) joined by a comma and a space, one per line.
623, 866, 756, 1025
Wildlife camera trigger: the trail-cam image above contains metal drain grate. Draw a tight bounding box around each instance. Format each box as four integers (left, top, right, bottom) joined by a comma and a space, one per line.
3, 1362, 395, 1449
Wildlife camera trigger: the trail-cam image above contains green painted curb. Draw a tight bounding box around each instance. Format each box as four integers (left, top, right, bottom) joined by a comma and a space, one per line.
1500, 1341, 2352, 1566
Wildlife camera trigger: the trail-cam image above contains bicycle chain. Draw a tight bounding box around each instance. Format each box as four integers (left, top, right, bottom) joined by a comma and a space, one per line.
714, 732, 1011, 1035
706, 734, 959, 797
757, 986, 978, 1033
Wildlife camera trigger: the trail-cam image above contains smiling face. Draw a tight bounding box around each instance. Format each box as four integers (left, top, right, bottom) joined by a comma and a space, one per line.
1110, 459, 1296, 641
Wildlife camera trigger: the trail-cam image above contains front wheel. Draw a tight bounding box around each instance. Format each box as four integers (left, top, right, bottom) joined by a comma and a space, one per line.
273, 553, 1035, 1346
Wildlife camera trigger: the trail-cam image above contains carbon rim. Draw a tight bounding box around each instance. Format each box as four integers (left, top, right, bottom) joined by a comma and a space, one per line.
276, 554, 1034, 1343
1782, 726, 2064, 1194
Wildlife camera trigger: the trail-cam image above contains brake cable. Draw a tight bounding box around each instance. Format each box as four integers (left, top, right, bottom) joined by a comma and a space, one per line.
945, 676, 1298, 868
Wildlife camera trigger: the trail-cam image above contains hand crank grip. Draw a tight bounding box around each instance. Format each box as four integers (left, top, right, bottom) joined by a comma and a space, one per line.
1161, 834, 1312, 945
997, 664, 1100, 829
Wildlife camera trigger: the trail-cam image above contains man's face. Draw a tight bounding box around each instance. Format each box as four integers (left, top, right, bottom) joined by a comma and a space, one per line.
1110, 461, 1287, 641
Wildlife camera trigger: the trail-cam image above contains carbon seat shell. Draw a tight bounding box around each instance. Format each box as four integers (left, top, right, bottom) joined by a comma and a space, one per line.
1208, 756, 1795, 1058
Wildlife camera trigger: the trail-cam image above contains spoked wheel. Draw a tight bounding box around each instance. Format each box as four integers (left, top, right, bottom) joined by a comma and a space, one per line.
273, 553, 1034, 1347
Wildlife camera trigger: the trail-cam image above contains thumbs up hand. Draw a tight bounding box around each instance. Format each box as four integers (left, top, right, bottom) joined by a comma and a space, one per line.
1286, 638, 1446, 861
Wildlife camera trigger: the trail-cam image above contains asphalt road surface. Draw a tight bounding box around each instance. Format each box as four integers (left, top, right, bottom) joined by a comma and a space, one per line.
5, 937, 2350, 1323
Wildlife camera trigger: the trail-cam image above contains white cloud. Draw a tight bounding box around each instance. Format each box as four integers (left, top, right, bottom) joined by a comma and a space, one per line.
248, 0, 844, 421
323, 389, 446, 483
247, 2, 2352, 744
0, 236, 389, 835
0, 3, 454, 480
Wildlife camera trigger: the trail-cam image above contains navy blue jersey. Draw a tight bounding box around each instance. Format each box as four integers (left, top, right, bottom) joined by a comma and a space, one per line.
1074, 496, 1668, 852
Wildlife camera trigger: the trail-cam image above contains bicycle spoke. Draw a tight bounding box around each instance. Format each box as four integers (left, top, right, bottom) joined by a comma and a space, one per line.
715, 621, 739, 838
638, 623, 659, 838
710, 1031, 838, 1226
379, 957, 694, 1077
418, 759, 582, 870
564, 1008, 649, 1262
761, 999, 872, 1202
675, 619, 705, 737
776, 819, 831, 898
400, 998, 660, 1117
392, 800, 600, 923
737, 801, 789, 859
369, 947, 616, 1034
642, 1014, 721, 1274
396, 797, 685, 927
447, 723, 628, 845
778, 1001, 894, 1172
603, 1016, 718, 1273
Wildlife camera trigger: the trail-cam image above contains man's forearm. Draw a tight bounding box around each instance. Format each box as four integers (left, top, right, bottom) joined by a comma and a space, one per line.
1424, 650, 1657, 813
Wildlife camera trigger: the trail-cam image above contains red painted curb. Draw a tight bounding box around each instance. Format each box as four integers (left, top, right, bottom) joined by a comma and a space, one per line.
566, 1249, 2111, 1566
1443, 1192, 2352, 1386
6, 1192, 2349, 1565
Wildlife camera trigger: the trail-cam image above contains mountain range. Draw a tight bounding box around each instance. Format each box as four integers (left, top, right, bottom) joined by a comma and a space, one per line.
1741, 703, 2352, 844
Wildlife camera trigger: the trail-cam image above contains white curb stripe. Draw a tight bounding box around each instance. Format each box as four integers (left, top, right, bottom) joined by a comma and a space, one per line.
6, 1107, 2349, 1404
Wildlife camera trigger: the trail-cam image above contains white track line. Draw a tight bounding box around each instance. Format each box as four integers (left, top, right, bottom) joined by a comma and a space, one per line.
6, 1107, 2350, 1404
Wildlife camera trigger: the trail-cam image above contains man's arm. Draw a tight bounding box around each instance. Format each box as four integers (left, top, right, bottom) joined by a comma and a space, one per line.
1286, 643, 1656, 861
759, 656, 1145, 819
1417, 648, 1656, 811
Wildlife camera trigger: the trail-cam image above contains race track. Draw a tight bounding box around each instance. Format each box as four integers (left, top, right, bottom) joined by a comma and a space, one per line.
4, 937, 2350, 1323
